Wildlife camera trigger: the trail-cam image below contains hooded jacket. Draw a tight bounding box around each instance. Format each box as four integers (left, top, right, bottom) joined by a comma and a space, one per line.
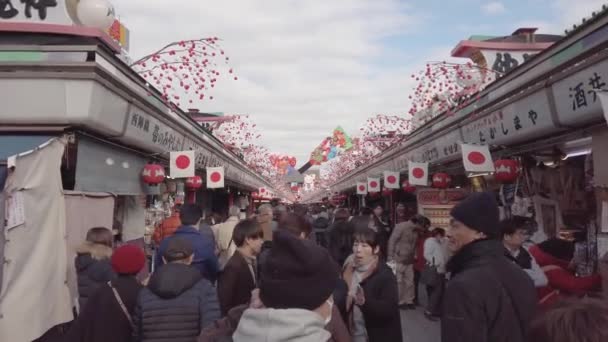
133, 263, 221, 342
75, 242, 116, 311
232, 308, 331, 342
441, 239, 537, 342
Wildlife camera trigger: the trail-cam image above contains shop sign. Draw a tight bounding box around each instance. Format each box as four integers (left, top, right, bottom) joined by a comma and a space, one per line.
462, 90, 554, 145
417, 130, 461, 164
417, 189, 468, 205
124, 108, 185, 153
0, 0, 73, 25
479, 50, 538, 75
552, 58, 608, 126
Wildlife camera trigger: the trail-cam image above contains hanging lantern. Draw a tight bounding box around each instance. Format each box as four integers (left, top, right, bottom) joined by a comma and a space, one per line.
185, 175, 203, 190
494, 159, 520, 183
401, 180, 416, 193
77, 0, 116, 30
432, 173, 451, 189
141, 163, 166, 185
382, 188, 393, 197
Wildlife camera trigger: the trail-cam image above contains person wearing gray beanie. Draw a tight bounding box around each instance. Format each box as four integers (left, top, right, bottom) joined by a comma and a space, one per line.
441, 191, 537, 342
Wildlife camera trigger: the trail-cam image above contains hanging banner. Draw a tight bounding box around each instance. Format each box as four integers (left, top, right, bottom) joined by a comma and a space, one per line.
383, 171, 400, 189
408, 162, 429, 186
461, 143, 495, 173
367, 177, 381, 193
206, 167, 224, 189
170, 150, 195, 178
356, 182, 368, 195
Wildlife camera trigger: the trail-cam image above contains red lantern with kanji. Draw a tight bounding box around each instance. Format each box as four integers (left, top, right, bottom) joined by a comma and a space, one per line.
432, 173, 451, 189
494, 159, 520, 183
142, 163, 166, 185
402, 180, 416, 193
185, 175, 203, 190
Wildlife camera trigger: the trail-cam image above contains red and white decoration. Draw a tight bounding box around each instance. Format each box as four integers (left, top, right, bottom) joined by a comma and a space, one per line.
432, 173, 451, 189
383, 171, 400, 189
494, 159, 520, 183
356, 182, 368, 195
185, 175, 203, 190
142, 163, 166, 185
408, 162, 429, 186
258, 187, 268, 197
206, 167, 225, 189
461, 144, 494, 173
170, 150, 195, 178
402, 180, 416, 193
367, 177, 381, 193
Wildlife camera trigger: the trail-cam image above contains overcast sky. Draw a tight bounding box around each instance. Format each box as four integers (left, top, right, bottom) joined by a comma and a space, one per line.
113, 0, 605, 167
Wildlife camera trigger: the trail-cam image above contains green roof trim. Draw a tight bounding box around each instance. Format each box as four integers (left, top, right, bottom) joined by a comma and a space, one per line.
468, 35, 499, 41
0, 51, 44, 62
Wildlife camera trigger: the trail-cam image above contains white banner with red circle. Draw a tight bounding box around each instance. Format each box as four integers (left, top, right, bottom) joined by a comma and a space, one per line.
408, 162, 428, 186
383, 171, 400, 189
206, 167, 225, 189
170, 150, 195, 178
461, 143, 495, 173
367, 177, 381, 193
356, 182, 368, 195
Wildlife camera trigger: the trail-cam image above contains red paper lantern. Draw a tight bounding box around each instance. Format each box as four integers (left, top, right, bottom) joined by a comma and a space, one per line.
185, 175, 203, 190
142, 163, 166, 185
401, 180, 416, 193
382, 188, 393, 197
494, 159, 520, 183
432, 173, 451, 189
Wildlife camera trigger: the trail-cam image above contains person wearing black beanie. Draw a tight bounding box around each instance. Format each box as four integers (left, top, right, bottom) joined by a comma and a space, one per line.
441, 191, 537, 342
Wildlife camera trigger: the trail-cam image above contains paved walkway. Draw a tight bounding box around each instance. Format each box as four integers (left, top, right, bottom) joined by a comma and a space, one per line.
400, 307, 440, 342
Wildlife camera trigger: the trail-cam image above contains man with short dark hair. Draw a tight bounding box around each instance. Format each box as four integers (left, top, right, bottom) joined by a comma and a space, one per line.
218, 219, 264, 316
155, 204, 219, 283
133, 238, 220, 341
500, 218, 548, 287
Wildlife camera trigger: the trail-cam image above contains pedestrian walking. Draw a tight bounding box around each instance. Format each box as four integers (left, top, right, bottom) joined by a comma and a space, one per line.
75, 227, 116, 313
218, 219, 264, 316
387, 214, 429, 310
233, 230, 340, 342
215, 206, 241, 269
343, 227, 402, 342
528, 298, 608, 342
152, 205, 182, 245
257, 204, 274, 242
370, 204, 390, 259
327, 208, 355, 267
134, 238, 220, 341
442, 192, 537, 342
155, 204, 220, 283
422, 227, 449, 320
66, 245, 146, 342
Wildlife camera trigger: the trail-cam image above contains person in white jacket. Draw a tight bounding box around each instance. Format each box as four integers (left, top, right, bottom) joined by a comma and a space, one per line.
214, 206, 242, 269
423, 227, 449, 320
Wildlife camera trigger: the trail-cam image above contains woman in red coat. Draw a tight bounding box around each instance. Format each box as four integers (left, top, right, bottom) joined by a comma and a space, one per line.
528, 238, 601, 309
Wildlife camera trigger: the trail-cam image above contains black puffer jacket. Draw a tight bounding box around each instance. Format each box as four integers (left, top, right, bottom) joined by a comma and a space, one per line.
441, 239, 537, 342
75, 243, 115, 312
133, 263, 221, 342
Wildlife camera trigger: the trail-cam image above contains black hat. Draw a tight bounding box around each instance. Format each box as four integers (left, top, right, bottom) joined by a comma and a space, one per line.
450, 192, 499, 238
260, 231, 339, 310
163, 237, 194, 262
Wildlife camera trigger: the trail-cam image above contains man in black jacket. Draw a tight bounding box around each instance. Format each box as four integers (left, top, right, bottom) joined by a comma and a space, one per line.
133, 238, 220, 342
442, 192, 537, 342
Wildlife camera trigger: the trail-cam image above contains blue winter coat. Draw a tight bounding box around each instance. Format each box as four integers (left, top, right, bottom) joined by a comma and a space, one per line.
154, 225, 219, 283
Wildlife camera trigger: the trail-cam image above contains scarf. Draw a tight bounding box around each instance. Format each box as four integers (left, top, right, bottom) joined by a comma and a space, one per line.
342, 255, 378, 337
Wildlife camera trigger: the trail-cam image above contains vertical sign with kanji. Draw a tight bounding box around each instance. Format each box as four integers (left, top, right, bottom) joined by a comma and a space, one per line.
0, 0, 73, 25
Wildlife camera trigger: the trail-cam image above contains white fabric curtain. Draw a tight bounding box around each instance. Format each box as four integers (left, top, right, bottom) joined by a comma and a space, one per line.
0, 138, 73, 342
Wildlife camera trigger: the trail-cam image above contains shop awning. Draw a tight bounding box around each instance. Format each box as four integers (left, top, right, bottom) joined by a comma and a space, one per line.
74, 136, 147, 195
0, 135, 57, 160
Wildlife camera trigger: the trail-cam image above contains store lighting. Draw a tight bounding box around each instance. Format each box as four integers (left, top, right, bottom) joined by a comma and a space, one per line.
467, 172, 494, 178
561, 148, 592, 160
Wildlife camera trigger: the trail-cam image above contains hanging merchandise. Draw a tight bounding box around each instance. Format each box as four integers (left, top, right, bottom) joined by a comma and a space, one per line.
494, 159, 520, 183
185, 176, 203, 190
175, 182, 185, 205
408, 162, 429, 186
357, 182, 368, 195
383, 171, 400, 189
170, 150, 195, 178
141, 163, 166, 185
432, 173, 451, 189
402, 180, 416, 193
368, 177, 381, 193
461, 143, 495, 173
206, 166, 225, 188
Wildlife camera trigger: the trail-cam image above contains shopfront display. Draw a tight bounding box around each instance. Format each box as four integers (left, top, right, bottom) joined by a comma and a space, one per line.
417, 189, 468, 229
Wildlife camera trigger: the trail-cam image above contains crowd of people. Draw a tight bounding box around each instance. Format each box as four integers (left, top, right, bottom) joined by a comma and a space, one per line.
63, 192, 607, 342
